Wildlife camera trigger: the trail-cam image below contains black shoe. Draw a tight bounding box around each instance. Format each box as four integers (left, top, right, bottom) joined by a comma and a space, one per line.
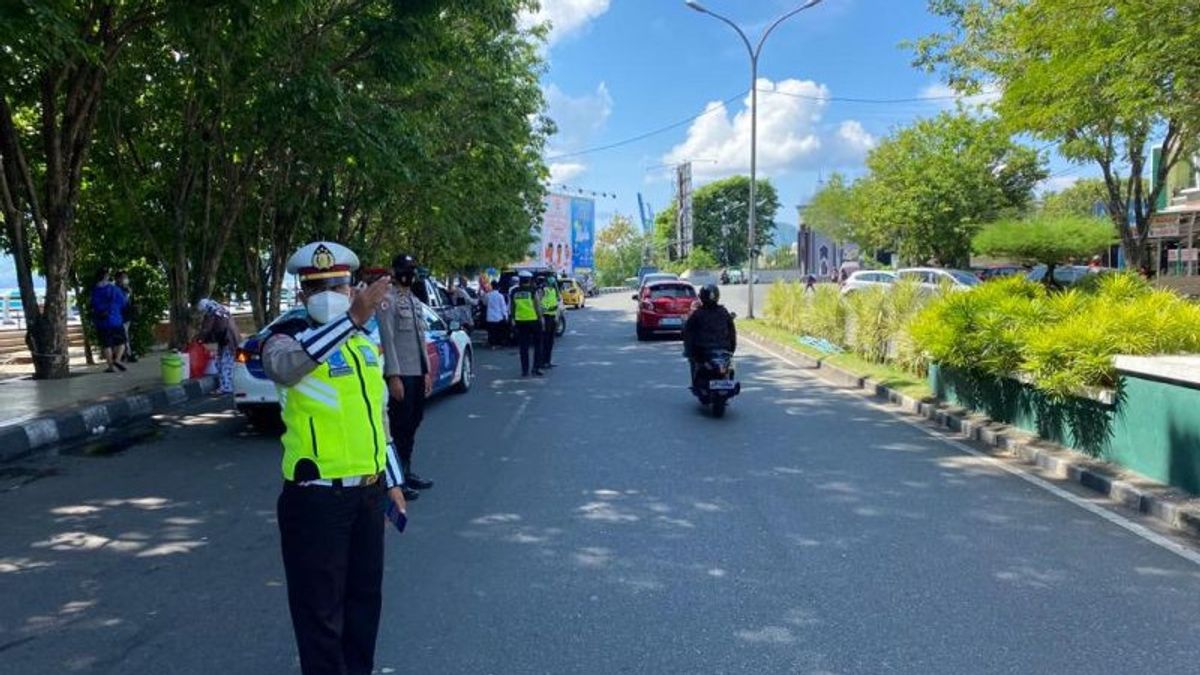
401, 486, 421, 501
521, 371, 529, 377
406, 473, 433, 490
113, 362, 127, 372
127, 355, 138, 363
532, 370, 544, 377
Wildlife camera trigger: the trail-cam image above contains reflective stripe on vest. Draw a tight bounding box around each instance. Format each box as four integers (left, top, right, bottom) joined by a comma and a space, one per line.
280, 333, 387, 480
513, 289, 537, 322
542, 287, 559, 315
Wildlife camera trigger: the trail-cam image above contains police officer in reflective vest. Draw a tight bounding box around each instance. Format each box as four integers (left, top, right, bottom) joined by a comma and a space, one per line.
511, 271, 544, 377
539, 275, 562, 370
262, 241, 406, 675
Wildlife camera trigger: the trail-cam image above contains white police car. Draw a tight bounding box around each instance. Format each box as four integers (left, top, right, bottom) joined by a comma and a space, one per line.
234, 304, 475, 428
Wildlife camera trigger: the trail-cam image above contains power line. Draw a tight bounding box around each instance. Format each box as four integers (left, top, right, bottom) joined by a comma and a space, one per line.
545, 91, 746, 162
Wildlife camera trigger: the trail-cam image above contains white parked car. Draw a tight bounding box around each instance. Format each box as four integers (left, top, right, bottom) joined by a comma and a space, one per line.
680, 268, 721, 288
896, 267, 981, 293
233, 304, 475, 428
840, 270, 896, 295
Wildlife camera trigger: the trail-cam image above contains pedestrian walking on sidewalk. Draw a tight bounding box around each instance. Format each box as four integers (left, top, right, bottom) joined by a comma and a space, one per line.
262, 240, 406, 675
89, 268, 128, 373
376, 253, 435, 503
115, 271, 139, 363
485, 284, 508, 348
196, 298, 241, 395
511, 271, 543, 377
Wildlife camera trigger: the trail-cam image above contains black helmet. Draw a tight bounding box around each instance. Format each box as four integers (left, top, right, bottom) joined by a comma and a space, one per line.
699, 283, 720, 308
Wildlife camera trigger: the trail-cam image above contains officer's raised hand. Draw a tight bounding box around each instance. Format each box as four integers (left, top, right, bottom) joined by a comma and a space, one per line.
351, 276, 391, 326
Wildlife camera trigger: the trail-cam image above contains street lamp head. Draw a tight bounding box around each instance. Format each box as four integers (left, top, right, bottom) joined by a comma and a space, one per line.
685, 1, 708, 13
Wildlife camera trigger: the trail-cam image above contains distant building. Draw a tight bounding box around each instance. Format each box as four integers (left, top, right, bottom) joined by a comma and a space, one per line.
1149, 139, 1200, 285
795, 205, 860, 278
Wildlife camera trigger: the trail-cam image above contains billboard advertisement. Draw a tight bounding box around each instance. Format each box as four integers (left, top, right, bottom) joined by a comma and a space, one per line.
540, 194, 572, 275
570, 197, 595, 272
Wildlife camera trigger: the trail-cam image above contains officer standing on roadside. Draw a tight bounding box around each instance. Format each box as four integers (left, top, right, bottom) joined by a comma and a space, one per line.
377, 253, 435, 502
262, 241, 406, 675
511, 271, 544, 377
538, 275, 562, 370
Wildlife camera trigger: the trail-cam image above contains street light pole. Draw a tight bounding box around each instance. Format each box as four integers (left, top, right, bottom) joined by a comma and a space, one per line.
685, 0, 823, 319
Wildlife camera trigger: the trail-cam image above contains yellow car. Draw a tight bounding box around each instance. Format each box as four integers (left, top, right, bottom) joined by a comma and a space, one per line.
559, 278, 586, 309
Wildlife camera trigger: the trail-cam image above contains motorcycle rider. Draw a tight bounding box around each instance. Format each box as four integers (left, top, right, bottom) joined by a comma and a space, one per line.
682, 284, 736, 390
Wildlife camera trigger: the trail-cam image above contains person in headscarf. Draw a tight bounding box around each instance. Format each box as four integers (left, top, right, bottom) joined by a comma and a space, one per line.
196, 298, 242, 394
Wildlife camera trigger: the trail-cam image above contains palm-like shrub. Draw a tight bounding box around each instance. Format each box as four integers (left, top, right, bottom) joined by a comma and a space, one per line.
913, 271, 1200, 398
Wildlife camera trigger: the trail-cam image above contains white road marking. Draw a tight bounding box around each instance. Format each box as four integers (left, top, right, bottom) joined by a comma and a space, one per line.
746, 337, 1200, 568
501, 397, 531, 441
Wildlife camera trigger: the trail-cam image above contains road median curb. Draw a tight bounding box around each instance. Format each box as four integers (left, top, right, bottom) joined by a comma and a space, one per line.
0, 375, 218, 464
741, 329, 1200, 541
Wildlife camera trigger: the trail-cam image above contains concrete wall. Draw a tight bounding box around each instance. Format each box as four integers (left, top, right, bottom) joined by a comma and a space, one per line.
931, 365, 1200, 495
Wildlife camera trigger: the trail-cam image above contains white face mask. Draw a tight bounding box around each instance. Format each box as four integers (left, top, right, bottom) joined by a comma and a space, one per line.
306, 291, 351, 324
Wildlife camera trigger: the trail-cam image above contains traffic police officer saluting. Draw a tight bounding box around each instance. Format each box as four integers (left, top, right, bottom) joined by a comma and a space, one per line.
538, 275, 563, 370
511, 271, 544, 377
262, 241, 405, 675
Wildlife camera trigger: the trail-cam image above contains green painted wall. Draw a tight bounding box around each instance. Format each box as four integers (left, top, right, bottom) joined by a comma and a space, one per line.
930, 365, 1200, 495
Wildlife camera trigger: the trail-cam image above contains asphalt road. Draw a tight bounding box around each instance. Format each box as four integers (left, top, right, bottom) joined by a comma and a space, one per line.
2, 293, 1200, 674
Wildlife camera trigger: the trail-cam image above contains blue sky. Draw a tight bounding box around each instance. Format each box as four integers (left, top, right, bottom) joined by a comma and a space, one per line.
530, 0, 1085, 232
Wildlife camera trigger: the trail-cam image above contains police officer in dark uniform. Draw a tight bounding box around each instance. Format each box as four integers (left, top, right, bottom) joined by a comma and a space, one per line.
511, 271, 544, 377
538, 275, 562, 370
262, 241, 406, 675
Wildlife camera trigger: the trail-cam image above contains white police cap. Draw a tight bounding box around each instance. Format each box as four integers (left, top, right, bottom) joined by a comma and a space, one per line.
286, 241, 360, 284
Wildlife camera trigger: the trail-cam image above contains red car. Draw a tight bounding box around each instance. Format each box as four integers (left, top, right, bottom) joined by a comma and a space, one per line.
635, 281, 697, 340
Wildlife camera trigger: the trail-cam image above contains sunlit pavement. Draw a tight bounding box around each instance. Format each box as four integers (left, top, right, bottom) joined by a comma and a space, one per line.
2, 294, 1200, 674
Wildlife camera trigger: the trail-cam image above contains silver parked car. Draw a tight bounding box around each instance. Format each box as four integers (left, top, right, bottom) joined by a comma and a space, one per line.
896, 267, 981, 293
840, 270, 897, 295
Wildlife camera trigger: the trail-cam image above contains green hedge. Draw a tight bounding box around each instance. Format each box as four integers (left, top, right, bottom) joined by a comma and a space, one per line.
765, 272, 1200, 401
912, 273, 1200, 398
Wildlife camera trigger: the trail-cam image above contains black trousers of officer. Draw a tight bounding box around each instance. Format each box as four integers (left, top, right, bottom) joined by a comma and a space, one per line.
540, 314, 557, 367
278, 480, 385, 675
515, 320, 542, 374
387, 375, 427, 477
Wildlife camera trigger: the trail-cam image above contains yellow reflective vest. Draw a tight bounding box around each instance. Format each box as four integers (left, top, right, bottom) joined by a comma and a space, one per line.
542, 287, 559, 316
280, 333, 387, 480
512, 289, 538, 322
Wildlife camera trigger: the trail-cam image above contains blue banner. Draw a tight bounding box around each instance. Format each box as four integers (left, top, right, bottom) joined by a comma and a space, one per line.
570, 197, 595, 272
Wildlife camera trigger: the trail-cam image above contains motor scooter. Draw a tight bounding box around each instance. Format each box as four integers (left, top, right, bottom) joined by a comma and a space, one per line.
690, 349, 740, 417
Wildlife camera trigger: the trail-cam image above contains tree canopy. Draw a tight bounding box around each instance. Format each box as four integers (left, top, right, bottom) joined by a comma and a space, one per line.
974, 215, 1115, 285
691, 175, 779, 267
913, 0, 1200, 269
850, 111, 1045, 266
0, 0, 552, 375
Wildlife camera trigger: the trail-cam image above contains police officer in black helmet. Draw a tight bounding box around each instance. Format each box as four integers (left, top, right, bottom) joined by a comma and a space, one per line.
682, 284, 736, 388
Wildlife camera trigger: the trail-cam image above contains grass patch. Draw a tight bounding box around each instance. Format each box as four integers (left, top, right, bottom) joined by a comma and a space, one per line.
739, 319, 933, 400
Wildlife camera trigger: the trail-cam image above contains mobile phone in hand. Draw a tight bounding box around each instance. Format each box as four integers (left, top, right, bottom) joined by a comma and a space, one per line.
385, 501, 407, 533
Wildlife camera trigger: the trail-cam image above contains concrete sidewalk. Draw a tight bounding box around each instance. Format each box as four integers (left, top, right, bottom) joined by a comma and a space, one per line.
0, 354, 218, 463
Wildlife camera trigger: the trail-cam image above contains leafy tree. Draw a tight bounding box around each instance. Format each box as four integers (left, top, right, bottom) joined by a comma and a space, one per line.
664, 246, 721, 275
692, 175, 779, 267
1040, 178, 1147, 219
763, 247, 797, 270
852, 112, 1045, 267
651, 199, 679, 261
914, 0, 1200, 270
0, 1, 164, 378
974, 215, 1115, 287
805, 172, 857, 244
594, 214, 645, 286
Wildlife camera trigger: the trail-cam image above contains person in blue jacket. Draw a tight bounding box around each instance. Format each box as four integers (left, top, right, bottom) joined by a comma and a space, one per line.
89, 268, 128, 372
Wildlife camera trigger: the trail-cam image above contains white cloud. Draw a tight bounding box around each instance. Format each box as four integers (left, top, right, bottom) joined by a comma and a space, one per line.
545, 82, 612, 151
521, 0, 611, 47
543, 81, 613, 185
549, 162, 587, 183
661, 78, 874, 181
